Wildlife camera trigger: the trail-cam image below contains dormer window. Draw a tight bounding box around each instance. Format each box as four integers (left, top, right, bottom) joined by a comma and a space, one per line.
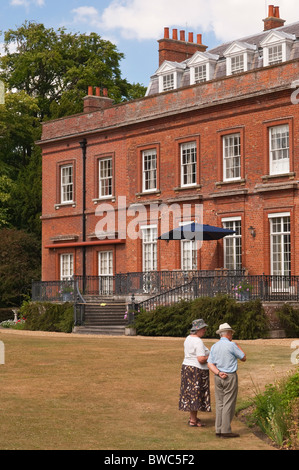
156, 61, 185, 93
194, 64, 207, 83
163, 73, 175, 91
188, 51, 218, 85
231, 54, 244, 74
268, 44, 283, 65
260, 31, 295, 67
224, 41, 256, 76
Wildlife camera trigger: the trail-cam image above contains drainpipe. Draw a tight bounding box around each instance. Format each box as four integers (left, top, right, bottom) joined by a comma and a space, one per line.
79, 138, 87, 293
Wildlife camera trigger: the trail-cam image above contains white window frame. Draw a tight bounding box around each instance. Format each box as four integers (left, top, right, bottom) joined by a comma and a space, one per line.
268, 44, 283, 65
98, 251, 113, 295
99, 158, 113, 199
180, 221, 197, 270
223, 133, 241, 182
269, 125, 289, 176
141, 225, 158, 272
231, 54, 244, 74
60, 253, 74, 281
180, 142, 197, 187
142, 149, 157, 192
162, 73, 175, 91
194, 64, 207, 83
268, 213, 291, 277
222, 217, 242, 271
61, 165, 73, 204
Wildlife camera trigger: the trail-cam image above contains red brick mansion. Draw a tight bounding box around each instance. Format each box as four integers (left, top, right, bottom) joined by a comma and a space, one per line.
38, 6, 299, 291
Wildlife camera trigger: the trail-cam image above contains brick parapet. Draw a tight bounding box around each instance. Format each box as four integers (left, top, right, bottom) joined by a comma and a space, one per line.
39, 60, 299, 144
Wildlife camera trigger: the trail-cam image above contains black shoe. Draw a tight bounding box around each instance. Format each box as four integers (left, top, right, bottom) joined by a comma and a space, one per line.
221, 433, 240, 438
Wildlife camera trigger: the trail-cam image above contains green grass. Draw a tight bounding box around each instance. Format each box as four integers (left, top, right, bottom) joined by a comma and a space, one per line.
0, 331, 296, 450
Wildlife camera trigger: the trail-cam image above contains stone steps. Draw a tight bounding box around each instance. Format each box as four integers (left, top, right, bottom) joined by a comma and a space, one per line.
74, 297, 128, 335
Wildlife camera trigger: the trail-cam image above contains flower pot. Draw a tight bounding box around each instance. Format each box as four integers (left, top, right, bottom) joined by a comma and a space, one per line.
62, 293, 72, 302
239, 292, 250, 302
125, 327, 136, 336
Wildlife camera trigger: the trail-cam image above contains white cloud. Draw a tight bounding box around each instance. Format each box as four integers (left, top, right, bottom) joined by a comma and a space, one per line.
10, 0, 45, 7
71, 6, 102, 29
74, 0, 299, 44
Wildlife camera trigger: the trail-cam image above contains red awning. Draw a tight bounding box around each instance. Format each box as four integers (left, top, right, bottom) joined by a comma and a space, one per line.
45, 239, 125, 249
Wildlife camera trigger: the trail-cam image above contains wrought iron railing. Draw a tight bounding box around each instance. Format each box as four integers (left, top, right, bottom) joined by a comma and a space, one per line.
31, 280, 76, 303
138, 274, 299, 311
32, 273, 299, 311
72, 269, 245, 296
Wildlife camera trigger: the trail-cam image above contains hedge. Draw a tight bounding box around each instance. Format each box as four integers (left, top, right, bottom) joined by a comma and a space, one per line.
134, 295, 270, 339
275, 304, 299, 338
19, 301, 74, 333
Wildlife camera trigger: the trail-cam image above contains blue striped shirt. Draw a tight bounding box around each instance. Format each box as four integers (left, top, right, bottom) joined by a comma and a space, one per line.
208, 337, 245, 373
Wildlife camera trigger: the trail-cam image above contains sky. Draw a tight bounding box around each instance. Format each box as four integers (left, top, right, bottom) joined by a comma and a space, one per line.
0, 0, 298, 87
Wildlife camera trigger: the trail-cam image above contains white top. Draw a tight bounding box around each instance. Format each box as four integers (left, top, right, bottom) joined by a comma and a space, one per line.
182, 335, 210, 370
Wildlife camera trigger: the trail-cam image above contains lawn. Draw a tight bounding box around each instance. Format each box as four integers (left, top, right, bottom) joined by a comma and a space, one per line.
0, 329, 297, 451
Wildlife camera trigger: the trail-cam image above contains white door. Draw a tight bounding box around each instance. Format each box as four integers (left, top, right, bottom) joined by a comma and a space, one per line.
98, 251, 113, 295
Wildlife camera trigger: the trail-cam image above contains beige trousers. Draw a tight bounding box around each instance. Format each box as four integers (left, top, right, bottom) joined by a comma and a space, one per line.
214, 373, 238, 434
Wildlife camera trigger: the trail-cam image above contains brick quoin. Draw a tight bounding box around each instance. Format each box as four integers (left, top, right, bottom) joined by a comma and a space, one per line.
39, 8, 299, 281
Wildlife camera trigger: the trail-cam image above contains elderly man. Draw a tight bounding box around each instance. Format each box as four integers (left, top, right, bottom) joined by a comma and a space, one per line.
208, 323, 246, 439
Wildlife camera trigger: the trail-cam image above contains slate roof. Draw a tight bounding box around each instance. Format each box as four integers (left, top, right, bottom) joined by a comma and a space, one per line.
146, 21, 299, 96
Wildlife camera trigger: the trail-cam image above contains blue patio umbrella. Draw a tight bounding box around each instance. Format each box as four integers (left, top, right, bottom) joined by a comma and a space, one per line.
157, 222, 235, 241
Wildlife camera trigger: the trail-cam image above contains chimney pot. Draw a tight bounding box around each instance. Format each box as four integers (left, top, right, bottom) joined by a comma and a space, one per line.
197, 34, 202, 45
263, 5, 285, 30
95, 87, 101, 97
164, 27, 170, 39
158, 28, 207, 66
102, 88, 108, 97
88, 86, 93, 96
268, 5, 275, 17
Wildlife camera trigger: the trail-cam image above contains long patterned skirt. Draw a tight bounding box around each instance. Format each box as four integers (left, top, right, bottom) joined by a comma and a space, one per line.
178, 365, 211, 412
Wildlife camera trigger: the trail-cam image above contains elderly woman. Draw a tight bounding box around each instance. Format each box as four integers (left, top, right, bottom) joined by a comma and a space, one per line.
179, 319, 211, 427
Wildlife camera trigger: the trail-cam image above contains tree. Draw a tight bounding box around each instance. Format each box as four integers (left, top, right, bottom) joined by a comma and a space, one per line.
0, 228, 41, 307
0, 91, 42, 236
0, 172, 13, 228
0, 22, 146, 120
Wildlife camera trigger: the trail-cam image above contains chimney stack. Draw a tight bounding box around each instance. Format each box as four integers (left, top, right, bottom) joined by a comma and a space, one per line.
263, 5, 286, 31
83, 87, 113, 113
158, 27, 208, 66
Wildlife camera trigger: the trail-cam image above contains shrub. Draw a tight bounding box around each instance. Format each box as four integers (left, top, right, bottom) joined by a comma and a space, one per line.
276, 304, 299, 338
253, 370, 299, 448
0, 308, 14, 323
19, 301, 74, 333
135, 295, 269, 339
0, 228, 41, 307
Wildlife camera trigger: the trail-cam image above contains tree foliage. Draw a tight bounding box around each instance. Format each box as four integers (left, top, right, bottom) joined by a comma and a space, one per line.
1, 21, 146, 119
0, 228, 41, 307
0, 21, 147, 306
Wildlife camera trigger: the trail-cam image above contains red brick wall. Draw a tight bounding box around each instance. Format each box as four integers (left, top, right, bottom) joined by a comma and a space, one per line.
40, 60, 299, 280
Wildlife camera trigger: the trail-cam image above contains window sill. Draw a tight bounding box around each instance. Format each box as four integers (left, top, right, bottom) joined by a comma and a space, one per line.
55, 202, 76, 210
135, 190, 161, 198
173, 185, 202, 192
92, 197, 116, 204
215, 179, 246, 188
210, 188, 248, 198
254, 181, 298, 193
261, 172, 295, 181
